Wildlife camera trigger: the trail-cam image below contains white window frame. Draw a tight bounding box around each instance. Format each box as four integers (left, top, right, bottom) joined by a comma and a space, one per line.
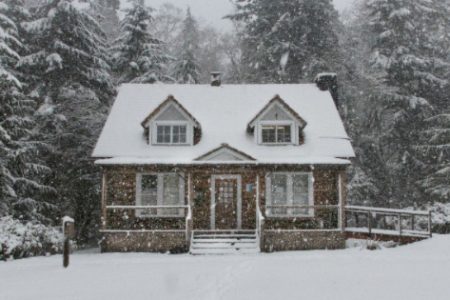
265, 172, 314, 217
135, 172, 185, 218
257, 120, 297, 145
151, 121, 193, 145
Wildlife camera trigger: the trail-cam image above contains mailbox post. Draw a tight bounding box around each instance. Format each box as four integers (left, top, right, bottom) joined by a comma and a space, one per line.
62, 216, 75, 268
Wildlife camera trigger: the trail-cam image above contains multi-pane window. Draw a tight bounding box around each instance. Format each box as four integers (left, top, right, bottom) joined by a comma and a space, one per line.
218, 181, 235, 204
261, 125, 292, 144
156, 124, 187, 144
136, 173, 184, 217
266, 173, 313, 217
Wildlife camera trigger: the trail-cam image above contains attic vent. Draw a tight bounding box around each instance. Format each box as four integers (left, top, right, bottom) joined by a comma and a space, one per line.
210, 72, 221, 87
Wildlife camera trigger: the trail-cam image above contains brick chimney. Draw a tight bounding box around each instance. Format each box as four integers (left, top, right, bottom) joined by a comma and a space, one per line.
210, 72, 221, 87
315, 73, 338, 107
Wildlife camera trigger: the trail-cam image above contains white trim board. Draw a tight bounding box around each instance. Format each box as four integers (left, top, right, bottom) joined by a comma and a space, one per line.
210, 174, 242, 230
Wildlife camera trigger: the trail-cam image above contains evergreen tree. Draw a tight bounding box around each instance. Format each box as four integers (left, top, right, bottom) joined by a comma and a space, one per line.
346, 0, 450, 207
111, 0, 172, 83
172, 8, 201, 84
418, 113, 450, 203
18, 0, 114, 240
0, 1, 56, 223
229, 0, 341, 83
91, 0, 120, 41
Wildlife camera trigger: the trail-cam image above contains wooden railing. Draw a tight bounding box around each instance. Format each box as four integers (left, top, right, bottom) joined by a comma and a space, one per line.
104, 205, 190, 233
345, 205, 432, 238
264, 205, 341, 230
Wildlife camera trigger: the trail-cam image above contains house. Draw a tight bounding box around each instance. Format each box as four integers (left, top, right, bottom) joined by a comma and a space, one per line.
92, 74, 355, 253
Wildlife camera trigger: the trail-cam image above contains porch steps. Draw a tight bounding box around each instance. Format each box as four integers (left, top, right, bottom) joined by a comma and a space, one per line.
190, 230, 260, 255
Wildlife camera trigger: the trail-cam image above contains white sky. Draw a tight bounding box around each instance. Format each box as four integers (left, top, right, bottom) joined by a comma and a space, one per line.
122, 0, 357, 31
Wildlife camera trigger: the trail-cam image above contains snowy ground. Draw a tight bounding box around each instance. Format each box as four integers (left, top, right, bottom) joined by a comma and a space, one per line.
1, 236, 450, 300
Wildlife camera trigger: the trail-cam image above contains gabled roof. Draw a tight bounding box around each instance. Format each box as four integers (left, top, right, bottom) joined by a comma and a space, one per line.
140, 95, 201, 128
247, 95, 307, 129
93, 84, 355, 164
195, 144, 256, 161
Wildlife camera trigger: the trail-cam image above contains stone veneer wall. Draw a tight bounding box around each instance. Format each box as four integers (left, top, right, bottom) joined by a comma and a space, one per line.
262, 231, 346, 252
101, 232, 188, 253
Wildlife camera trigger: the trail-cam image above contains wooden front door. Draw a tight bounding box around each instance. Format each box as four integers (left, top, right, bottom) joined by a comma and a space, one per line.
211, 175, 241, 230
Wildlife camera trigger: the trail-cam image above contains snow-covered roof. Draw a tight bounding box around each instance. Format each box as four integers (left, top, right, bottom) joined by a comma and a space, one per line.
93, 84, 355, 165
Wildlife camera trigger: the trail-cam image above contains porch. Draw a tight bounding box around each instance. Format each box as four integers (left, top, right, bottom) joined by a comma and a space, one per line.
98, 165, 431, 253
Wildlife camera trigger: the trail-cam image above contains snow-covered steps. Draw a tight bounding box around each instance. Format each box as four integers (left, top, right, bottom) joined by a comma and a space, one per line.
190, 230, 260, 255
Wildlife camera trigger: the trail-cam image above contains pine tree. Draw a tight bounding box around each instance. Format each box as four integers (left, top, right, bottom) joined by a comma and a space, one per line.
18, 0, 112, 99
111, 0, 172, 83
347, 0, 450, 207
229, 0, 341, 83
18, 0, 114, 240
0, 1, 56, 223
418, 113, 450, 203
172, 8, 201, 84
91, 0, 120, 41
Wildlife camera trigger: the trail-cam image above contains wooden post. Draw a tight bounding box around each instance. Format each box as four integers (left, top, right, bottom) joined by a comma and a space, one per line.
411, 215, 415, 231
186, 173, 193, 243
367, 211, 372, 236
337, 172, 345, 232
101, 172, 107, 230
62, 216, 75, 268
428, 211, 432, 237
398, 214, 402, 236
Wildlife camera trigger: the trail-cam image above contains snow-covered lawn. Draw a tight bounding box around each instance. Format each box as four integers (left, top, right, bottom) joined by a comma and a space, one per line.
1, 236, 450, 300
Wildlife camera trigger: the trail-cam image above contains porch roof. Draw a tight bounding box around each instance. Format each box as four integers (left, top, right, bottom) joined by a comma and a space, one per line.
95, 156, 351, 166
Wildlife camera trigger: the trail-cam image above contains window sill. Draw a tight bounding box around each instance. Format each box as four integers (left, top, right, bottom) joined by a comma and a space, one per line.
265, 214, 315, 219
151, 143, 192, 146
135, 215, 186, 219
259, 143, 296, 146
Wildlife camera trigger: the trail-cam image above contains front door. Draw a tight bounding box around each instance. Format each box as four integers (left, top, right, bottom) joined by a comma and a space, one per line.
211, 175, 241, 230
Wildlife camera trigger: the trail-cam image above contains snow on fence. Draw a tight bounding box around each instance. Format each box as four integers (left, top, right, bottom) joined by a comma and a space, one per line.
345, 206, 432, 238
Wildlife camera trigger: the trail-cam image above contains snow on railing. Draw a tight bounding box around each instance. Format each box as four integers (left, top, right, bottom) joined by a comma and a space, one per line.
345, 205, 432, 238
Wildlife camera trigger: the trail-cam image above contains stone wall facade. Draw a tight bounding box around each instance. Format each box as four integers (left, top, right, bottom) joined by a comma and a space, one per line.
101, 231, 188, 253
262, 231, 346, 252
100, 164, 348, 252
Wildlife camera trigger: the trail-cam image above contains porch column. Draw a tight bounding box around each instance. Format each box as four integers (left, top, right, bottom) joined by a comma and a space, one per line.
337, 171, 346, 232
186, 172, 194, 243
101, 170, 107, 230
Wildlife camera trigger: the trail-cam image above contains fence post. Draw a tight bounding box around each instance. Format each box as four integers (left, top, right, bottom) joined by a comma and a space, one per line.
62, 216, 75, 268
367, 211, 372, 236
398, 214, 402, 236
411, 215, 415, 231
428, 211, 432, 237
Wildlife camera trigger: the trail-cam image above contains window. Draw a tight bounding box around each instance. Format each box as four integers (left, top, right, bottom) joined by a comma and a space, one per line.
155, 124, 187, 144
260, 124, 292, 144
266, 172, 313, 217
218, 180, 235, 204
136, 173, 185, 217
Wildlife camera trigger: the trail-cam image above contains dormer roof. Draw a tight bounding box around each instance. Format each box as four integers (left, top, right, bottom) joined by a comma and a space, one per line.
247, 95, 307, 130
140, 95, 201, 129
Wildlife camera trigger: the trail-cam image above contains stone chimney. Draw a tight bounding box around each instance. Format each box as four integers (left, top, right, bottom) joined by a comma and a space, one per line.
315, 73, 338, 107
210, 72, 222, 87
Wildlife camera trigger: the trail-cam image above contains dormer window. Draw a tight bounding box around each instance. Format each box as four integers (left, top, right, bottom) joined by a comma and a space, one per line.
248, 96, 307, 146
141, 95, 201, 146
261, 123, 292, 144
156, 123, 187, 144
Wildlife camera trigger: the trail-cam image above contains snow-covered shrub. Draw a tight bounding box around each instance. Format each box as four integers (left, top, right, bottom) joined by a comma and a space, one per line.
0, 217, 63, 260
429, 203, 450, 233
